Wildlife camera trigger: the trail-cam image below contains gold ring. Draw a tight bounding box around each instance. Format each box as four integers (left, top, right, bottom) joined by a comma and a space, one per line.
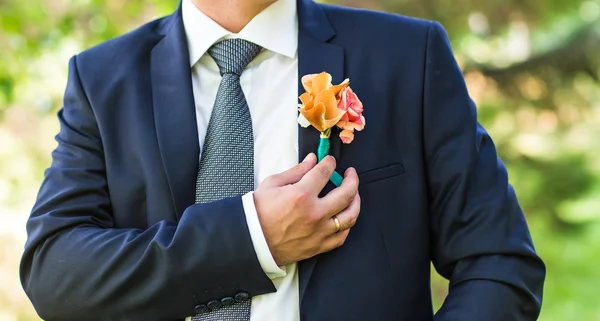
333, 216, 341, 233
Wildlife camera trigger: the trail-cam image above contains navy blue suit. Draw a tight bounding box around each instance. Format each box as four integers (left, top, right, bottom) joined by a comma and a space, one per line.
20, 0, 545, 320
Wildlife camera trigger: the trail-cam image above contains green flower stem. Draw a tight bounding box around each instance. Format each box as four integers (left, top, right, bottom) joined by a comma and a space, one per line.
317, 131, 343, 187
317, 137, 330, 162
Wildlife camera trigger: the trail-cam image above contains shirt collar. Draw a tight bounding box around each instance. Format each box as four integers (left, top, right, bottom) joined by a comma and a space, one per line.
182, 0, 298, 67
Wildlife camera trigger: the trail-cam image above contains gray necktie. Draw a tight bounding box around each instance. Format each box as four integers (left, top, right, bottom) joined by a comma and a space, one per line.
191, 39, 262, 321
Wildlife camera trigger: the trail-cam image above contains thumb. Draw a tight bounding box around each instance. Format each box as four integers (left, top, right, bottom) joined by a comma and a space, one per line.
265, 153, 317, 187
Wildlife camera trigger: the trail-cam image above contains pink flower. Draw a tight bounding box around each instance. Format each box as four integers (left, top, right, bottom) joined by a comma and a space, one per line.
336, 87, 365, 144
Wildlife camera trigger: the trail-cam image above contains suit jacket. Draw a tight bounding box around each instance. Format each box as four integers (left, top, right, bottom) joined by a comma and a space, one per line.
20, 0, 545, 320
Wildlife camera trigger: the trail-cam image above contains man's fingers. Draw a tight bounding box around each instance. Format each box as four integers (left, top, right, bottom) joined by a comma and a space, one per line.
296, 155, 337, 194
329, 193, 360, 233
320, 167, 360, 216
319, 193, 359, 251
320, 228, 350, 253
264, 153, 317, 187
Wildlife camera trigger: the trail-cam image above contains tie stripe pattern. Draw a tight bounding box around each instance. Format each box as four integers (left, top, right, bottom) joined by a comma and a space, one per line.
191, 39, 262, 321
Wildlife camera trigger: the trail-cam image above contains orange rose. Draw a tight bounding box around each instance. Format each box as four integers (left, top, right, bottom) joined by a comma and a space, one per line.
298, 72, 349, 133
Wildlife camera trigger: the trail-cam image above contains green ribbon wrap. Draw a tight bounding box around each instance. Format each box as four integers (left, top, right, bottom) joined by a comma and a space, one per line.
317, 131, 343, 187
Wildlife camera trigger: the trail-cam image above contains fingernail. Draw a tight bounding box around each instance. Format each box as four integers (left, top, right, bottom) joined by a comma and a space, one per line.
302, 153, 312, 163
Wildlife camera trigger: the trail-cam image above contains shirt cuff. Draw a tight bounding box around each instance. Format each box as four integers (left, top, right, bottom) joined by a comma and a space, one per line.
242, 191, 287, 280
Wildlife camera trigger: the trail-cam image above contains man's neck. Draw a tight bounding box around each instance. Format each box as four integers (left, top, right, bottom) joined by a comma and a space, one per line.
191, 0, 277, 33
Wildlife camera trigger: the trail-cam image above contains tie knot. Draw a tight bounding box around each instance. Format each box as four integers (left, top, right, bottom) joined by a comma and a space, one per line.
208, 39, 263, 76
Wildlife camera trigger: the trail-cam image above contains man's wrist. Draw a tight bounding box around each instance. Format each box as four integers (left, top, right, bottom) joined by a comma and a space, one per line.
242, 192, 287, 279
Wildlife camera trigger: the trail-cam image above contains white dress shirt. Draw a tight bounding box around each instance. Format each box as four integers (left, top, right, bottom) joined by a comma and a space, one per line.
181, 0, 300, 320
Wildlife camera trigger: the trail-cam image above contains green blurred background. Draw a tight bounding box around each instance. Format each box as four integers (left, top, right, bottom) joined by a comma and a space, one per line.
1, 0, 599, 320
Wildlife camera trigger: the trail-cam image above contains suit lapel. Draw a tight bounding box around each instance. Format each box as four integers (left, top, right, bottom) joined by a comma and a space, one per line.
151, 7, 199, 220
297, 0, 345, 306
297, 37, 344, 166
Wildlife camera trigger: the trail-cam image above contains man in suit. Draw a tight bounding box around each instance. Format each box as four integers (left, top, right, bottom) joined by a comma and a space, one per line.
20, 0, 545, 320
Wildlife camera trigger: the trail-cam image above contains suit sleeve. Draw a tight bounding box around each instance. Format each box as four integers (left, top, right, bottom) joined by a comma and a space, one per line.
19, 56, 275, 321
422, 22, 545, 320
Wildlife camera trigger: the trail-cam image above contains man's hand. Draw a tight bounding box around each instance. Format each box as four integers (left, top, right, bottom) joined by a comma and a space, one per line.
253, 153, 361, 266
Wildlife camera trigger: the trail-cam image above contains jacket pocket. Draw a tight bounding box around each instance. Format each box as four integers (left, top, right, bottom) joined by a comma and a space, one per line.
358, 163, 406, 186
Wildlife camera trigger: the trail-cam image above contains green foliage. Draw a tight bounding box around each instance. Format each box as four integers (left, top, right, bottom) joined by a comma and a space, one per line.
1, 0, 599, 320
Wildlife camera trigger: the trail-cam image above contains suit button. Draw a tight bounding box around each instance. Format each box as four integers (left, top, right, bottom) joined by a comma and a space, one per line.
194, 304, 209, 314
221, 297, 235, 306
235, 292, 250, 302
207, 300, 222, 310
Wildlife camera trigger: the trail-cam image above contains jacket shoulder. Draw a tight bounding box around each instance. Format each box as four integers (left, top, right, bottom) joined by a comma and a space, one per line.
320, 4, 434, 41
74, 14, 172, 74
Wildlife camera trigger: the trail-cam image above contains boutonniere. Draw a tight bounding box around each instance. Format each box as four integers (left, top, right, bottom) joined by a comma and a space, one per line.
298, 72, 366, 186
